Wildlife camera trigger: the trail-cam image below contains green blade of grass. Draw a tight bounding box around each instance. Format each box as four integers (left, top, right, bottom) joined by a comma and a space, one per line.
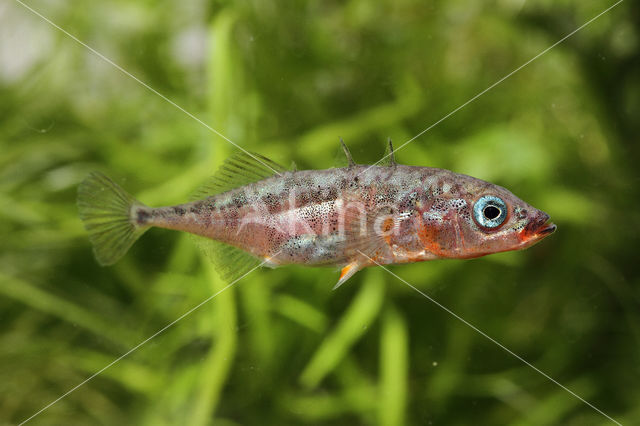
379, 305, 408, 426
0, 273, 137, 345
188, 259, 238, 426
300, 269, 385, 388
274, 294, 328, 333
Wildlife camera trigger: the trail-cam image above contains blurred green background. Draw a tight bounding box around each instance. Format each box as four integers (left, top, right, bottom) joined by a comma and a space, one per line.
1, 0, 639, 425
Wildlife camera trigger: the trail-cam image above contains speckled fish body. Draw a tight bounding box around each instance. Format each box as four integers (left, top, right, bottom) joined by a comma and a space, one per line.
78, 144, 556, 286
143, 165, 554, 270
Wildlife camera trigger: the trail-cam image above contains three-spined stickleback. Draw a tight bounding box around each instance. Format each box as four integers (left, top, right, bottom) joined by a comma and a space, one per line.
78, 140, 556, 287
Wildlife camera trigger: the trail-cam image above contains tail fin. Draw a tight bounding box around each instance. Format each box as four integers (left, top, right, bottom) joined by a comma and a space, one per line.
77, 172, 149, 266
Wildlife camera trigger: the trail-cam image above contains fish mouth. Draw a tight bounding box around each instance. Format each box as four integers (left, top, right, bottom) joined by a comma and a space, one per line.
522, 213, 557, 242
536, 221, 557, 236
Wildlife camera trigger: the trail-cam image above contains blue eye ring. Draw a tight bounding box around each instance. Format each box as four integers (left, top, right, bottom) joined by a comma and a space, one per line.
473, 195, 508, 229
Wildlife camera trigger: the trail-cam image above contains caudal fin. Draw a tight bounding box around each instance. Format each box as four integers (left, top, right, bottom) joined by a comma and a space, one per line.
77, 172, 149, 266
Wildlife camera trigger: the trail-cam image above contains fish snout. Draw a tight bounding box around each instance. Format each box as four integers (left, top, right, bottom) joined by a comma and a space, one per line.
523, 211, 556, 240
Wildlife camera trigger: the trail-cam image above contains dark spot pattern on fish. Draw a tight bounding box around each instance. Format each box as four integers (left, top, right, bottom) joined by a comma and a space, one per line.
136, 208, 151, 225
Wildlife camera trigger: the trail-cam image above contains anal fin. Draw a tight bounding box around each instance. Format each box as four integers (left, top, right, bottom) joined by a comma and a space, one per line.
191, 234, 263, 283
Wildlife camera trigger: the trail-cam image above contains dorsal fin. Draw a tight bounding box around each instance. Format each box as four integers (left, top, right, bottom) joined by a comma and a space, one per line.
379, 138, 397, 167
340, 138, 356, 168
190, 151, 287, 200
188, 151, 285, 281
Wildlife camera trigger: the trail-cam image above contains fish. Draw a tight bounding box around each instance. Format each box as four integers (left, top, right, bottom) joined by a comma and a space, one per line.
77, 140, 556, 288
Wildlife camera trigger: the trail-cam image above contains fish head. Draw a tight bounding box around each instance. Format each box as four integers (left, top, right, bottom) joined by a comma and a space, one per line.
415, 172, 556, 259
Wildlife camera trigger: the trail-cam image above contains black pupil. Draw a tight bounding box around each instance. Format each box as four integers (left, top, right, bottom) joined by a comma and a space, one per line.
484, 205, 501, 220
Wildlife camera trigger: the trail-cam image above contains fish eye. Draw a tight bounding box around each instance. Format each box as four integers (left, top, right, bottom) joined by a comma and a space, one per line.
473, 195, 507, 229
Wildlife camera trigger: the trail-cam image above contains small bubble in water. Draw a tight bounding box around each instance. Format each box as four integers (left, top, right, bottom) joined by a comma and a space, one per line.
432, 361, 438, 367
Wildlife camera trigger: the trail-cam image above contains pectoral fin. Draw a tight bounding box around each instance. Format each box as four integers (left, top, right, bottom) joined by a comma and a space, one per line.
333, 261, 362, 290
